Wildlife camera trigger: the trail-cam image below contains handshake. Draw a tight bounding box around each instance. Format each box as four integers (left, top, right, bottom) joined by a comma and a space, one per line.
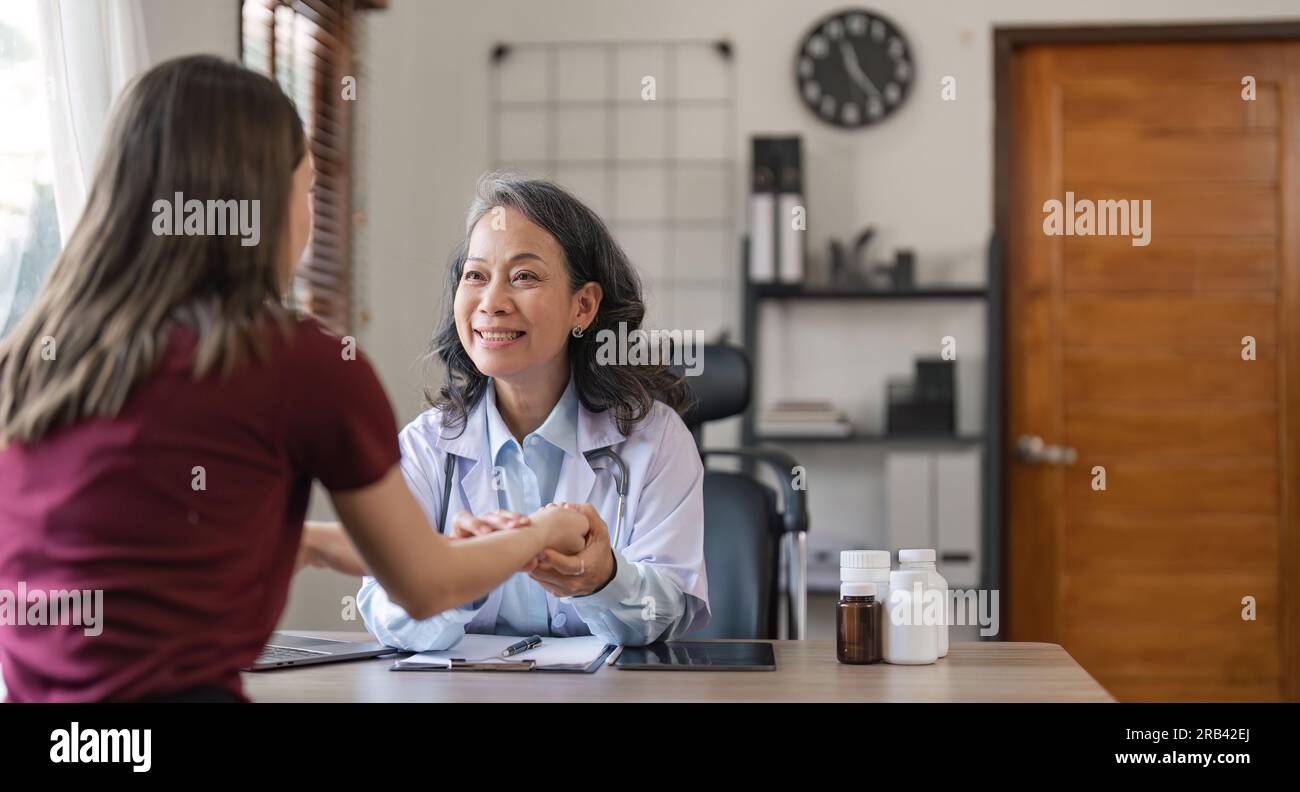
300, 501, 617, 598
447, 503, 618, 595
449, 502, 588, 551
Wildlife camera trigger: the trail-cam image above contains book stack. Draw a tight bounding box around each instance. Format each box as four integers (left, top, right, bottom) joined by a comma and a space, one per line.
757, 400, 852, 438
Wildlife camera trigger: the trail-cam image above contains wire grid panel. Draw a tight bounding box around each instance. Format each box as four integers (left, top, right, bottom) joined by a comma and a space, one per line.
489, 40, 737, 341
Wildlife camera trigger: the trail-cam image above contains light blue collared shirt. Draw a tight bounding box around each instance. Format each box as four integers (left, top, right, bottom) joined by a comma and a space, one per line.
357, 375, 711, 651
482, 377, 578, 635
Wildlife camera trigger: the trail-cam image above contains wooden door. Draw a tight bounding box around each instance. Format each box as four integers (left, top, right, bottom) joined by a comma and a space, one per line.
1005, 40, 1300, 701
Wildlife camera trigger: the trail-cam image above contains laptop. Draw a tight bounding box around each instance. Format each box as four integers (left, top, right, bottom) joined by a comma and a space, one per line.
246, 632, 398, 671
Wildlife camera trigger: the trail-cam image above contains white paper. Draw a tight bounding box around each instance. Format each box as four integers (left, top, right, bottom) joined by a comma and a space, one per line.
394, 634, 610, 670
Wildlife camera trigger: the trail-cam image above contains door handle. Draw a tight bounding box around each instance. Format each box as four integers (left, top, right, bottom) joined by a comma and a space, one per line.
1015, 434, 1078, 465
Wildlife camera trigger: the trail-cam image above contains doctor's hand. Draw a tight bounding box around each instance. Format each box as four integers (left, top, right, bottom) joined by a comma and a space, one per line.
528, 502, 617, 598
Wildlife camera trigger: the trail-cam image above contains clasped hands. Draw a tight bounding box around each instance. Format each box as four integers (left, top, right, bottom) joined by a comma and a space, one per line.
449, 503, 616, 598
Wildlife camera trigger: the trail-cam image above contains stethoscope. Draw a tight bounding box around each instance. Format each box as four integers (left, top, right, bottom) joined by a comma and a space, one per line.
439, 447, 629, 550
584, 448, 628, 550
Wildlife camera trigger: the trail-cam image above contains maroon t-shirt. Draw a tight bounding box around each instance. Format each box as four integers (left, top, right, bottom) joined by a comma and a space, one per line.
0, 315, 398, 702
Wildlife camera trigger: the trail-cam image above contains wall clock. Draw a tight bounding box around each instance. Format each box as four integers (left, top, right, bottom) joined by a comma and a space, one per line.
796, 9, 914, 128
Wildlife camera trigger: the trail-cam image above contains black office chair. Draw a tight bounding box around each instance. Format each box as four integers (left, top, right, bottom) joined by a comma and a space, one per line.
671, 345, 809, 640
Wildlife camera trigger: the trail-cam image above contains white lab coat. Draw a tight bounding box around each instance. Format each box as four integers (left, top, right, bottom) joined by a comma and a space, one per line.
357, 392, 710, 649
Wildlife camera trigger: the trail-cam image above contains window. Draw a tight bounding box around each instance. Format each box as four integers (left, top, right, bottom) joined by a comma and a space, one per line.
0, 2, 59, 337
241, 0, 385, 336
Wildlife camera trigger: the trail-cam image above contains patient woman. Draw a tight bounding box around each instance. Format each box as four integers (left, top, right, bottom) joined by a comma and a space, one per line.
0, 56, 588, 702
356, 174, 710, 650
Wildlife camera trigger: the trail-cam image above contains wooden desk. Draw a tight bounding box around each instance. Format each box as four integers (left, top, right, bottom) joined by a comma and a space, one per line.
242, 632, 1114, 702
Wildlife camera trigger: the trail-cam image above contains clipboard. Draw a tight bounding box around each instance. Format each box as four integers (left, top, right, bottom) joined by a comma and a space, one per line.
389, 635, 616, 674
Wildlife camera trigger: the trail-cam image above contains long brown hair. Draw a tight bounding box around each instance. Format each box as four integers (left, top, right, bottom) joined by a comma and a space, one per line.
0, 55, 305, 444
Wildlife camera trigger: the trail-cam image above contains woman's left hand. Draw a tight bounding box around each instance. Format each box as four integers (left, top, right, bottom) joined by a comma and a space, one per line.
528, 502, 616, 597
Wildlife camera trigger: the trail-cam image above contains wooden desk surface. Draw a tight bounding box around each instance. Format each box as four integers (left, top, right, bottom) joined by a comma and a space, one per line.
242, 633, 1115, 702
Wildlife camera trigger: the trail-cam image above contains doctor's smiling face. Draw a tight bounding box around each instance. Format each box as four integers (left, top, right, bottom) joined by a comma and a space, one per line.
455, 205, 602, 387
430, 174, 691, 440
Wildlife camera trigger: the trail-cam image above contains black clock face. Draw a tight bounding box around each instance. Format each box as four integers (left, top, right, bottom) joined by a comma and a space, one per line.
795, 9, 914, 128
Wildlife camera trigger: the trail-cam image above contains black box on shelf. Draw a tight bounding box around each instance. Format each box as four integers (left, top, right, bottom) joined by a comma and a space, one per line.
886, 360, 956, 435
915, 358, 954, 402
887, 400, 955, 435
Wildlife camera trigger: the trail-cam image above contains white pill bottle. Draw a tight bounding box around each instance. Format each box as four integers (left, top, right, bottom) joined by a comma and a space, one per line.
899, 548, 948, 658
883, 569, 938, 665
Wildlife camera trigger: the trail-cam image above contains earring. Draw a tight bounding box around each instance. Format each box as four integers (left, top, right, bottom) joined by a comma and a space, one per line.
571, 324, 584, 338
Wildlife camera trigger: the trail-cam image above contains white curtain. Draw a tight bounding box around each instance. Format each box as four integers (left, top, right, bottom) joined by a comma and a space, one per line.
37, 0, 150, 241
0, 0, 148, 701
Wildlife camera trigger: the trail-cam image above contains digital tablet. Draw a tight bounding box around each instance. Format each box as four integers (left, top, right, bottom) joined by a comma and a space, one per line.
613, 641, 776, 671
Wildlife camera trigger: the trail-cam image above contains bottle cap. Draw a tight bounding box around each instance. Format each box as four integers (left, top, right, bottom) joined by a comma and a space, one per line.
840, 567, 889, 582
841, 582, 876, 598
898, 549, 936, 564
840, 550, 891, 569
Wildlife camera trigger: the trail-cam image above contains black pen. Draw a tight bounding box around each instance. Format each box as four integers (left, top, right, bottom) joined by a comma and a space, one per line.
501, 635, 543, 658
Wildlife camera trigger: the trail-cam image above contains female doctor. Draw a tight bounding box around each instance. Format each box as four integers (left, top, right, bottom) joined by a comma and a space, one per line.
357, 174, 710, 650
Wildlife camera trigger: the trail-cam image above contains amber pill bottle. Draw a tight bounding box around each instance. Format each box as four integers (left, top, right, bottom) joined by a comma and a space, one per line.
837, 581, 883, 664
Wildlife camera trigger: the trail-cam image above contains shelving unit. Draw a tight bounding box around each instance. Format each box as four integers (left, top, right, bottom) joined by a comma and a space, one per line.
750, 284, 988, 301
751, 433, 986, 445
739, 235, 1006, 617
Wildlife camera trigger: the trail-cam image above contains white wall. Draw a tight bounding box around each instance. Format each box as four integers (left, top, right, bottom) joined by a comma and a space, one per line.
352, 0, 1297, 577
139, 0, 238, 62
136, 0, 1299, 623
354, 0, 1296, 418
